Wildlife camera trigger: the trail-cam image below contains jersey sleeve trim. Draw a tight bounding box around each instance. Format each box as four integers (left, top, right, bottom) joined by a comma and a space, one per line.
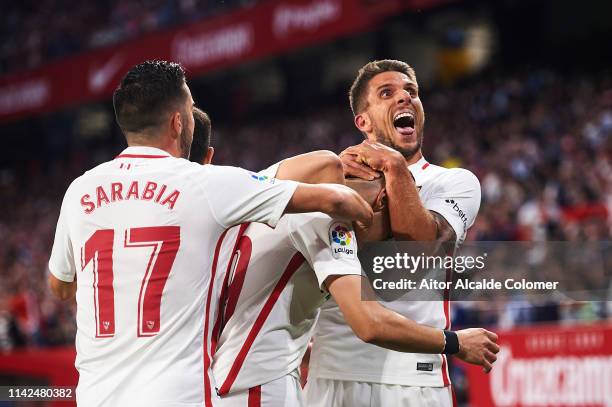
48, 265, 75, 283
264, 181, 298, 229
257, 162, 282, 179
427, 208, 463, 244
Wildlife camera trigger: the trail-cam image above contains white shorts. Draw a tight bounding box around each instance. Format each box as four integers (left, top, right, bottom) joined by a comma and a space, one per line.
214, 372, 304, 407
303, 378, 455, 407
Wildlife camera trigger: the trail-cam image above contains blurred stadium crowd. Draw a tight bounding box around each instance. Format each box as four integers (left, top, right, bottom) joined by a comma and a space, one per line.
0, 65, 609, 351
0, 0, 258, 75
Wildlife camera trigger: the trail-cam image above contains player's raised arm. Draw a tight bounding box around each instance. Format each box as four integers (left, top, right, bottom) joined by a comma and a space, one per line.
285, 183, 373, 225
274, 150, 345, 184
347, 140, 482, 245
325, 275, 499, 372
352, 140, 441, 241
202, 165, 373, 229
272, 150, 375, 224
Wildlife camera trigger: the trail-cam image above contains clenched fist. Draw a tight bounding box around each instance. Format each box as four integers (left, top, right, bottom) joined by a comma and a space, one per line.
455, 328, 500, 373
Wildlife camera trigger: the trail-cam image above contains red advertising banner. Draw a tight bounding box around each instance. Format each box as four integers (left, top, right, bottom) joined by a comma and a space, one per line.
0, 0, 409, 123
463, 323, 612, 407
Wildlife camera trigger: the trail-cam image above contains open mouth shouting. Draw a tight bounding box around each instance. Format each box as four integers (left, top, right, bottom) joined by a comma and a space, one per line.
393, 111, 415, 136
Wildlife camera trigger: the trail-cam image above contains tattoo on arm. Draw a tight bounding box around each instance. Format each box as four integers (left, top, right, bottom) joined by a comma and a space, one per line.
431, 211, 456, 243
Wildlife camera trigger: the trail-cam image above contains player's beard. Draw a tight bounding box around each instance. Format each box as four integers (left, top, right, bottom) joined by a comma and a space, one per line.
179, 120, 192, 159
374, 125, 423, 160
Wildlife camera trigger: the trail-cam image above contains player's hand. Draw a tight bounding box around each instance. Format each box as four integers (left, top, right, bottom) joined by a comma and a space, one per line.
455, 328, 500, 373
354, 141, 404, 174
331, 184, 374, 227
339, 145, 381, 180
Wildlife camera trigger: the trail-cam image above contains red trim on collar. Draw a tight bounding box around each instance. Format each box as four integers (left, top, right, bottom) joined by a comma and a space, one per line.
422, 162, 430, 170
115, 154, 169, 159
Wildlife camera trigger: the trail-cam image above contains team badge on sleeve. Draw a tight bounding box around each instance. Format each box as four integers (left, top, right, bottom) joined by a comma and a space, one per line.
329, 222, 356, 259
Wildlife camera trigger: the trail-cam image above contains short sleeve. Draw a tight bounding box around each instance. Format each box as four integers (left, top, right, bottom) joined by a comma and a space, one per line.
48, 188, 77, 282
423, 168, 481, 244
203, 165, 298, 229
257, 161, 282, 179
288, 213, 362, 292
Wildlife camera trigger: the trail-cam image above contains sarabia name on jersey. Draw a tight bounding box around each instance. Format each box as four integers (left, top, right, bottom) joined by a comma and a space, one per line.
80, 180, 180, 214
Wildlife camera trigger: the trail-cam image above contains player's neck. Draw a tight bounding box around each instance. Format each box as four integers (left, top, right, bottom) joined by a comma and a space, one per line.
126, 134, 180, 158
404, 150, 423, 166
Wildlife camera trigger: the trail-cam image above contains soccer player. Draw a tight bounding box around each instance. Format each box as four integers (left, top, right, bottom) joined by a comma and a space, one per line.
188, 105, 366, 407
184, 110, 495, 406
47, 60, 373, 407
208, 161, 498, 407
306, 60, 491, 406
189, 107, 214, 165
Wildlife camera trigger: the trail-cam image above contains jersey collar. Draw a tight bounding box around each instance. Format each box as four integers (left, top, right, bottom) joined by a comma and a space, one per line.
115, 146, 172, 159
407, 156, 430, 187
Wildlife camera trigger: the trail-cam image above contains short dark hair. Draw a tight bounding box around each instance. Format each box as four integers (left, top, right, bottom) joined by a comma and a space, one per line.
113, 60, 187, 134
189, 107, 212, 164
349, 60, 416, 115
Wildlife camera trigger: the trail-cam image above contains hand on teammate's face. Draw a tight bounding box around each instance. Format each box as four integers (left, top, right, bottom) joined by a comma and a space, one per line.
455, 328, 500, 374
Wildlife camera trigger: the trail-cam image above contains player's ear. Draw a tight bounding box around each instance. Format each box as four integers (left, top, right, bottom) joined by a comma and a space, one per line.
373, 188, 387, 212
354, 113, 371, 133
203, 147, 214, 165
170, 112, 182, 140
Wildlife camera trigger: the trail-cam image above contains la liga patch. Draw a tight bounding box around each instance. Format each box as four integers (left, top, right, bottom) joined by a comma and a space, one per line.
329, 222, 356, 259
249, 172, 275, 184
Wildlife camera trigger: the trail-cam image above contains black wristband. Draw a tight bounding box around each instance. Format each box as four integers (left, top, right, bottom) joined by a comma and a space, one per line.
442, 330, 460, 355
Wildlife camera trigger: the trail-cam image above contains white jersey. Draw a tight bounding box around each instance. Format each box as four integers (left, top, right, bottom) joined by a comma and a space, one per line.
209, 212, 361, 396
309, 157, 481, 387
48, 146, 297, 407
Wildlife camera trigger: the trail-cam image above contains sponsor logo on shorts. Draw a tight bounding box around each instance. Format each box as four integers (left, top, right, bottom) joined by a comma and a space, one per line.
417, 362, 434, 371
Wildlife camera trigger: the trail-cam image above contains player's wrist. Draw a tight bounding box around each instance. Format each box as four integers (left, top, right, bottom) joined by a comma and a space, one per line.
442, 330, 460, 355
382, 158, 410, 182
382, 154, 405, 174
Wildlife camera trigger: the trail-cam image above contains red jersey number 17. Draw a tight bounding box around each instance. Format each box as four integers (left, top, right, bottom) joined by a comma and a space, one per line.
80, 226, 180, 338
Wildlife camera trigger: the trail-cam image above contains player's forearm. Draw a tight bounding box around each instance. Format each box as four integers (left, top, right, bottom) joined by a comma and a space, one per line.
287, 184, 373, 225
48, 275, 77, 301
276, 150, 345, 185
359, 303, 445, 353
329, 275, 444, 353
384, 162, 436, 241
322, 184, 373, 225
